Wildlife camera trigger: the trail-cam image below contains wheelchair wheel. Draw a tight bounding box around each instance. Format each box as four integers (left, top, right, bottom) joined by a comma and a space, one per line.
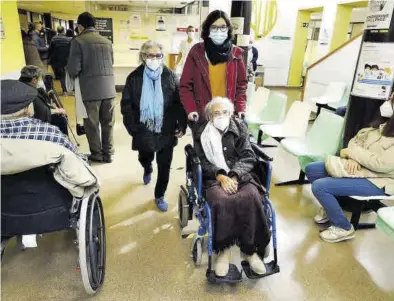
178, 189, 189, 228
78, 194, 106, 295
192, 237, 203, 266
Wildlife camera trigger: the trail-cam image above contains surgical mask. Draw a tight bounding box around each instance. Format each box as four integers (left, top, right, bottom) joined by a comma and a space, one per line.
380, 101, 394, 118
209, 30, 228, 45
145, 58, 162, 71
37, 79, 45, 90
213, 115, 230, 132
187, 32, 194, 40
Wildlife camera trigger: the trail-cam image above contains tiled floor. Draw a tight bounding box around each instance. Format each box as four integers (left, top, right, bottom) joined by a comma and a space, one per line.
2, 87, 394, 301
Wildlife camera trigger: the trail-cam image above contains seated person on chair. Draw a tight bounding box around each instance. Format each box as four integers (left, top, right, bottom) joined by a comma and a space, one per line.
193, 97, 270, 277
305, 96, 394, 243
19, 65, 68, 135
1, 80, 76, 154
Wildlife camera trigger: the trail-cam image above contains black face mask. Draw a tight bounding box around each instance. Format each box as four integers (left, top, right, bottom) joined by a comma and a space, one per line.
204, 37, 232, 65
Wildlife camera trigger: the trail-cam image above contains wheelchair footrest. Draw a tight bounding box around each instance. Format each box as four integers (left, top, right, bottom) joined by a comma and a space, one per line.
241, 260, 280, 279
206, 264, 243, 284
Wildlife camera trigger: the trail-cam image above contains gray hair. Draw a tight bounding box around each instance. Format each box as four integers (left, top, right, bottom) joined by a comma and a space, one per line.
57, 25, 65, 34
1, 103, 34, 120
139, 40, 164, 64
20, 65, 42, 80
205, 97, 234, 120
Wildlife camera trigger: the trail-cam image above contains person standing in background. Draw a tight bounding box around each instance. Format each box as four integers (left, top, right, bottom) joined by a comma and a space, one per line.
175, 25, 197, 77
180, 10, 247, 127
21, 30, 44, 70
67, 12, 116, 163
49, 26, 71, 96
28, 22, 49, 70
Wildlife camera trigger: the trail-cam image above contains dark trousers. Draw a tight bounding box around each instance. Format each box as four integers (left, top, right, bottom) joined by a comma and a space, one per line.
53, 67, 67, 93
84, 98, 115, 160
138, 147, 174, 199
51, 114, 68, 136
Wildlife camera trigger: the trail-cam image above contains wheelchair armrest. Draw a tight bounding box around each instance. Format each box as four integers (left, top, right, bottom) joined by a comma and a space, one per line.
185, 144, 201, 165
251, 143, 273, 162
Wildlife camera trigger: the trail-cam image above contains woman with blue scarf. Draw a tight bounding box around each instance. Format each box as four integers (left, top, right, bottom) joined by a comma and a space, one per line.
121, 40, 187, 212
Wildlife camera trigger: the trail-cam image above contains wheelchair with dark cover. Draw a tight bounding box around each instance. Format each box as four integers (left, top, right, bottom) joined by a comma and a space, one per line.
178, 141, 280, 284
1, 164, 106, 295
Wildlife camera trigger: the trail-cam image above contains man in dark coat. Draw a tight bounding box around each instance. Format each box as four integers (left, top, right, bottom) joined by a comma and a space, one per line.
49, 26, 71, 95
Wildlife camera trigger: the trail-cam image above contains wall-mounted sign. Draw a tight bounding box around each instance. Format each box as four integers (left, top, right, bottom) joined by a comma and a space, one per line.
96, 17, 113, 43
272, 36, 291, 40
231, 17, 244, 35
352, 42, 394, 100
156, 16, 166, 31
176, 28, 198, 32
366, 0, 394, 30
130, 15, 141, 30
237, 34, 250, 47
0, 17, 5, 39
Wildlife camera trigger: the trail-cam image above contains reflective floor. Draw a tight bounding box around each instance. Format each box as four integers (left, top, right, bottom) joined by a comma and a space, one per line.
2, 87, 394, 301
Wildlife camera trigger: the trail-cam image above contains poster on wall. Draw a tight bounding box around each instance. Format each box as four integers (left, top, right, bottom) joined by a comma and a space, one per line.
352, 42, 394, 100
156, 16, 166, 31
366, 0, 394, 30
130, 15, 141, 30
231, 17, 244, 35
0, 17, 5, 39
96, 17, 113, 43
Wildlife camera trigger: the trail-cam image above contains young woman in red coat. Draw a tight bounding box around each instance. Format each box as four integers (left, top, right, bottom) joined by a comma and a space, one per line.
180, 10, 247, 125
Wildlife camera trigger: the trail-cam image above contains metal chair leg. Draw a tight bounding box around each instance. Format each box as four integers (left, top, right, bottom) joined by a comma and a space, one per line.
275, 170, 310, 186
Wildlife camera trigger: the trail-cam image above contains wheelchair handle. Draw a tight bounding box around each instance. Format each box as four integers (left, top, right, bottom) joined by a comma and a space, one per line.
251, 143, 273, 162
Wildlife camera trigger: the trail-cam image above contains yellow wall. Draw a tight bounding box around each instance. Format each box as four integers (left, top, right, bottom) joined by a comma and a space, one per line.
287, 10, 310, 87
1, 1, 25, 75
329, 5, 352, 51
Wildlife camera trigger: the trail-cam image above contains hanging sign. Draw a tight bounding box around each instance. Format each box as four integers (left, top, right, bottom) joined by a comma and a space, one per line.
352, 42, 394, 100
95, 17, 113, 43
231, 17, 244, 35
365, 0, 394, 30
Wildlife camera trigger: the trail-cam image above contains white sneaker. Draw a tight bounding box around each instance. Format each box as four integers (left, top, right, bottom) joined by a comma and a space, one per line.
314, 207, 329, 224
215, 248, 231, 277
320, 225, 355, 243
245, 253, 266, 275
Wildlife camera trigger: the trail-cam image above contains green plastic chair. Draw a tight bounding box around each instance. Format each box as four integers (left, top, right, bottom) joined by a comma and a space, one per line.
277, 110, 344, 186
246, 89, 287, 139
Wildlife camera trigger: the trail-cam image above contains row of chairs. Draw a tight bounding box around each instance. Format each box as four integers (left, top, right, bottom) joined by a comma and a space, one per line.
245, 84, 394, 233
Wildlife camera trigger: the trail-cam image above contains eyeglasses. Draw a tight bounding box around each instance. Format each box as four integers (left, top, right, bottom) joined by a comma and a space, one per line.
144, 53, 163, 59
212, 110, 231, 118
210, 25, 228, 32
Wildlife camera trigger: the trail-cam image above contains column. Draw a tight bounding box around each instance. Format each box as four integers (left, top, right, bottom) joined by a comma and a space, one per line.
231, 0, 252, 68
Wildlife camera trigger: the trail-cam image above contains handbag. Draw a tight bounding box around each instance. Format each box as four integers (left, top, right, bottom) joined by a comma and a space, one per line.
65, 69, 74, 92
76, 123, 85, 136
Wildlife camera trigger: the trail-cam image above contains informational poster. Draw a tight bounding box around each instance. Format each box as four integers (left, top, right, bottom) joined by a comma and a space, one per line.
231, 17, 244, 35
366, 0, 394, 30
0, 17, 5, 39
156, 16, 166, 31
352, 42, 394, 100
96, 17, 113, 43
129, 15, 141, 30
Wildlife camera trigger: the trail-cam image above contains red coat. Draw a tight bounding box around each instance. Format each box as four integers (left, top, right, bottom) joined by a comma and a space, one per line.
180, 42, 247, 118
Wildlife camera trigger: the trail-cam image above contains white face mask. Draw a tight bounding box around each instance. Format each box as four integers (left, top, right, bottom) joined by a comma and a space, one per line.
213, 115, 230, 132
209, 30, 228, 45
380, 100, 394, 118
145, 58, 162, 71
37, 79, 45, 90
187, 32, 194, 40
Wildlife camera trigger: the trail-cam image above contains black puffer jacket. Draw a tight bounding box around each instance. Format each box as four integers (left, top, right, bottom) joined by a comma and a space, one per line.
48, 34, 71, 68
193, 117, 256, 184
121, 65, 187, 152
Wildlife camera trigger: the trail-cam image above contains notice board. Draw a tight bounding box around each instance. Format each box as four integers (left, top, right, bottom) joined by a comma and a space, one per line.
96, 17, 113, 43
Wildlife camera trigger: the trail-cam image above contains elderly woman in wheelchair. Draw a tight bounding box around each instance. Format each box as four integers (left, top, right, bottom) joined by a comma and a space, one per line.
191, 97, 271, 278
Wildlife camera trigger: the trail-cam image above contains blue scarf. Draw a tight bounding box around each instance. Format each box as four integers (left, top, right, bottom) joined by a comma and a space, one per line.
140, 65, 164, 133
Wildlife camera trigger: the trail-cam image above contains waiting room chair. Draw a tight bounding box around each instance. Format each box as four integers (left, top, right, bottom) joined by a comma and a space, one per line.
277, 110, 344, 186
309, 82, 348, 117
377, 206, 394, 241
246, 82, 256, 103
246, 89, 287, 140
257, 101, 312, 147
346, 195, 394, 231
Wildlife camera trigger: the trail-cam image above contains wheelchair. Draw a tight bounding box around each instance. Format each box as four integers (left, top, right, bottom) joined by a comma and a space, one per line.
1, 164, 106, 295
178, 142, 280, 284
